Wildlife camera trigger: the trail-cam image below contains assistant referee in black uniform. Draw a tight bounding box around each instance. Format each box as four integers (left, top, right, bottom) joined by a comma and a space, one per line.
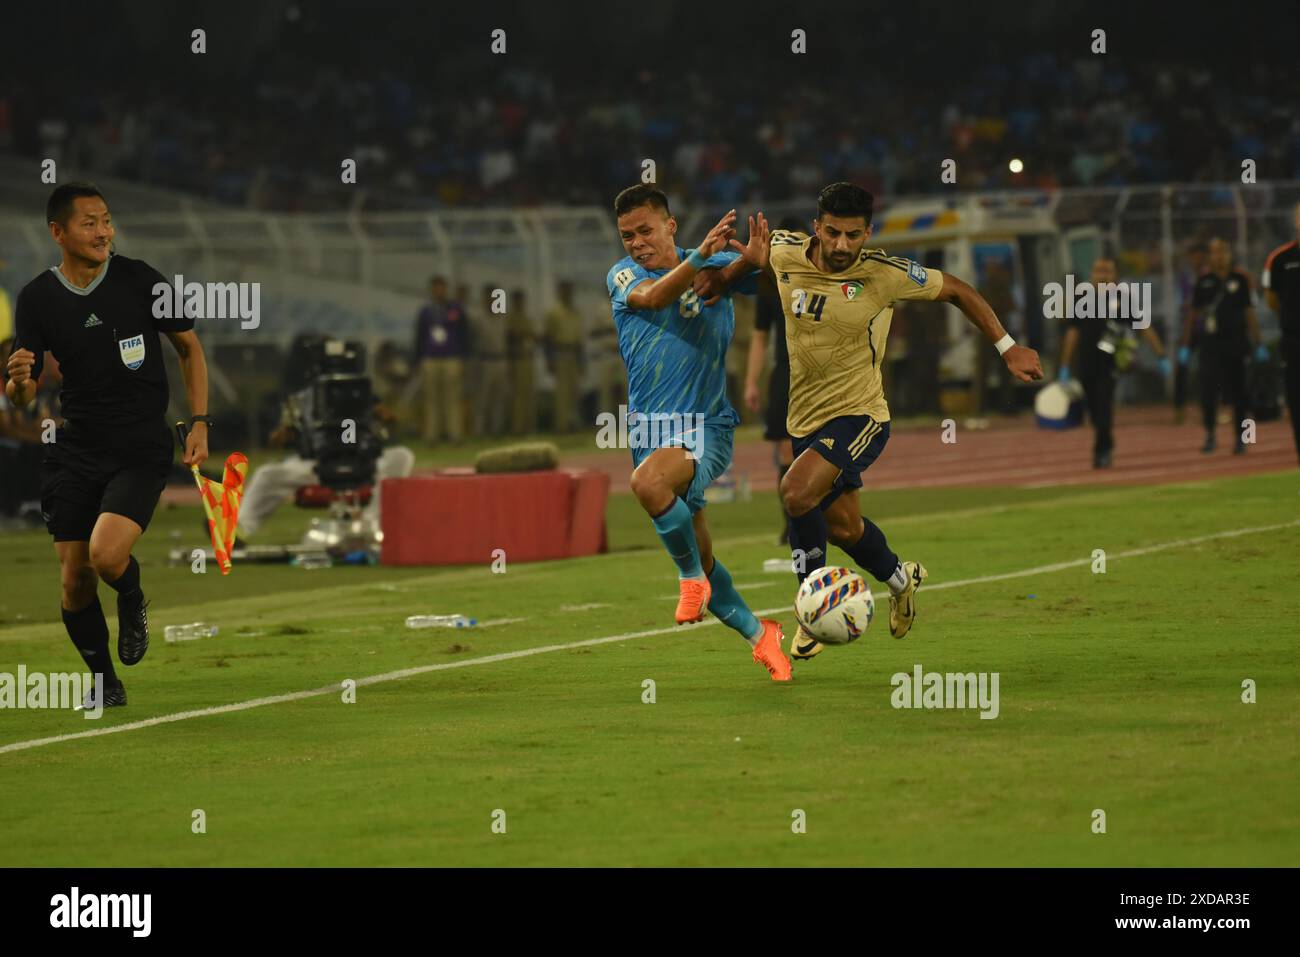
1263, 202, 1300, 463
4, 183, 211, 707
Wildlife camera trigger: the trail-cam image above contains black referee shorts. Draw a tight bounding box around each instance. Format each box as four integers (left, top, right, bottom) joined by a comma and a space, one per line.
40, 420, 173, 542
791, 414, 891, 507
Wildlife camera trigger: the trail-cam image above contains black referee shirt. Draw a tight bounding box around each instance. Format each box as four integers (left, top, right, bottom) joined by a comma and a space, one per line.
13, 254, 192, 434
1068, 288, 1126, 359
1264, 240, 1300, 342
1191, 268, 1253, 349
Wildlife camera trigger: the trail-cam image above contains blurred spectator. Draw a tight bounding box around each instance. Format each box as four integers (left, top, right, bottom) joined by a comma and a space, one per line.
8, 36, 1297, 212
508, 289, 537, 434
371, 339, 414, 427
0, 336, 58, 525
0, 279, 12, 342
414, 275, 467, 444
472, 284, 509, 437
545, 280, 583, 433
455, 282, 475, 438
588, 298, 623, 423
1175, 241, 1209, 423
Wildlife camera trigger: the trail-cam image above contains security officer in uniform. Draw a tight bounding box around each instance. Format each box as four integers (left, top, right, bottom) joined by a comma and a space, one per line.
1181, 238, 1266, 454
1263, 202, 1300, 463
508, 289, 537, 434
1057, 255, 1169, 468
472, 284, 509, 437
545, 280, 584, 433
588, 296, 623, 421
4, 183, 210, 708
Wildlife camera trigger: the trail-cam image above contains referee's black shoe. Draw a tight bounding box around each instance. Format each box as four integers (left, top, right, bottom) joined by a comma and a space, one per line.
76, 678, 126, 711
117, 590, 150, 666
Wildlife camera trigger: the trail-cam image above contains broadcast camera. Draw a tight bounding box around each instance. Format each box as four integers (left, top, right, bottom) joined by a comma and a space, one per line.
282, 337, 383, 492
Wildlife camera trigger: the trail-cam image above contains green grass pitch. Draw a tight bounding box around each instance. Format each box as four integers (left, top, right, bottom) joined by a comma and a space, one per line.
0, 471, 1297, 866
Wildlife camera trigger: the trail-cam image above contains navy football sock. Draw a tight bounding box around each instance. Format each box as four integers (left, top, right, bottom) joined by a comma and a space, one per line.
843, 516, 901, 584
787, 507, 829, 584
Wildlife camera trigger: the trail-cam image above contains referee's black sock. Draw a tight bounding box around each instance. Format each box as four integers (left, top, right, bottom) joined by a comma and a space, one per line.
61, 597, 119, 685
102, 555, 142, 601
843, 517, 901, 585
787, 507, 828, 584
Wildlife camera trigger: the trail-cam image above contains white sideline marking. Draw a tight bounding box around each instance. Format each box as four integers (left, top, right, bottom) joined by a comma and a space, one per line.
2, 519, 1296, 757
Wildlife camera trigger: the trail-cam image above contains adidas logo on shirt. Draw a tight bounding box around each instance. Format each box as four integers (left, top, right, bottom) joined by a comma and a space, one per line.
820, 437, 834, 449
84, 313, 102, 328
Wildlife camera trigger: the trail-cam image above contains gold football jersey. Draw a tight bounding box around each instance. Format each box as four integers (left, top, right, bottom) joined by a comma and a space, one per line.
769, 230, 944, 436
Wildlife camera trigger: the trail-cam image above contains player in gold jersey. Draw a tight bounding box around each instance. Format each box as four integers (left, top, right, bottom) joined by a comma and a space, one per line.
713, 183, 1042, 658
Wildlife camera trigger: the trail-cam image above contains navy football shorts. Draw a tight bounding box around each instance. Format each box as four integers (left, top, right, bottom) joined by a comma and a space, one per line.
790, 414, 890, 508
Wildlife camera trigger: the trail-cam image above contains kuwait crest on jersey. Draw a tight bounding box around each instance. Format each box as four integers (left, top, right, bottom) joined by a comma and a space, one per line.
840, 280, 864, 300
118, 334, 146, 371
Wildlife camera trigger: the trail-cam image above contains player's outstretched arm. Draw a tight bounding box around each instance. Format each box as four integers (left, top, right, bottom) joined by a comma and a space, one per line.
626, 209, 737, 311
695, 213, 771, 304
938, 273, 1043, 382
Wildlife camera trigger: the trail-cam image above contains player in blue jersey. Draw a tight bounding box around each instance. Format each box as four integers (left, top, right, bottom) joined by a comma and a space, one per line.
606, 185, 791, 681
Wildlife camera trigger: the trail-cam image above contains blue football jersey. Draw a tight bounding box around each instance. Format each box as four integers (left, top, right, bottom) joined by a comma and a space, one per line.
606, 248, 755, 438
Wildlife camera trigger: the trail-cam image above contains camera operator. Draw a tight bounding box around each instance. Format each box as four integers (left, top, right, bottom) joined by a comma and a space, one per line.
238, 339, 415, 539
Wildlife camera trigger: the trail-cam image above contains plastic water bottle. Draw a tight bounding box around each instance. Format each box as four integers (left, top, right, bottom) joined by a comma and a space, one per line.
405, 615, 477, 629
165, 623, 219, 642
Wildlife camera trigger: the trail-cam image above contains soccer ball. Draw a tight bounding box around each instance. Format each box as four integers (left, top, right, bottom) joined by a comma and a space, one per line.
795, 566, 875, 645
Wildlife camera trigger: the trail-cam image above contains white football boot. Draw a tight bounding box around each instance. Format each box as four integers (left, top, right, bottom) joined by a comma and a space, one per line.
889, 561, 928, 639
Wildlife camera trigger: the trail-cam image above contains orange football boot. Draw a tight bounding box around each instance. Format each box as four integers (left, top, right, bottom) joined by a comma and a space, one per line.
674, 576, 712, 624
751, 618, 793, 681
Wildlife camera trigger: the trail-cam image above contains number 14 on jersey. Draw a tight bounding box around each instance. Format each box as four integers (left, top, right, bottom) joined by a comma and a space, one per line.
791, 288, 827, 321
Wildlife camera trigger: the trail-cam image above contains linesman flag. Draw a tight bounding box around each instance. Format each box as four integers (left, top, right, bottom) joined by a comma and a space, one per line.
194, 453, 249, 575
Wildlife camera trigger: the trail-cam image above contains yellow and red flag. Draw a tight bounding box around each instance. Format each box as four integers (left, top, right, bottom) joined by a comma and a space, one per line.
193, 453, 249, 575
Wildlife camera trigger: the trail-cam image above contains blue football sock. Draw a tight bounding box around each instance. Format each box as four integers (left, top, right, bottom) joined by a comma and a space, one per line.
706, 558, 762, 644
650, 497, 703, 579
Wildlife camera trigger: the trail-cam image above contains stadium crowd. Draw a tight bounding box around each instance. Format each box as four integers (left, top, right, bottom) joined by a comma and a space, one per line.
3, 48, 1297, 213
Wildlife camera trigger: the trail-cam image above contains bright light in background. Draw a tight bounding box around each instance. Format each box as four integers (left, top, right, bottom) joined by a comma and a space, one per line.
1009, 158, 1024, 174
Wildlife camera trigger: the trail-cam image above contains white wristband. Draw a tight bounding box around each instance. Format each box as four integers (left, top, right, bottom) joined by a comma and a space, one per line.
994, 334, 1015, 356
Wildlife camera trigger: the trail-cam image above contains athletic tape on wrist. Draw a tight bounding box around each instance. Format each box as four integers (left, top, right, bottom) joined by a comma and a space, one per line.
686, 249, 709, 269
994, 334, 1015, 356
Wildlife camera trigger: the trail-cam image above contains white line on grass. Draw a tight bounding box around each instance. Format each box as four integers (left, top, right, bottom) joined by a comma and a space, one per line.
1, 518, 1295, 756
